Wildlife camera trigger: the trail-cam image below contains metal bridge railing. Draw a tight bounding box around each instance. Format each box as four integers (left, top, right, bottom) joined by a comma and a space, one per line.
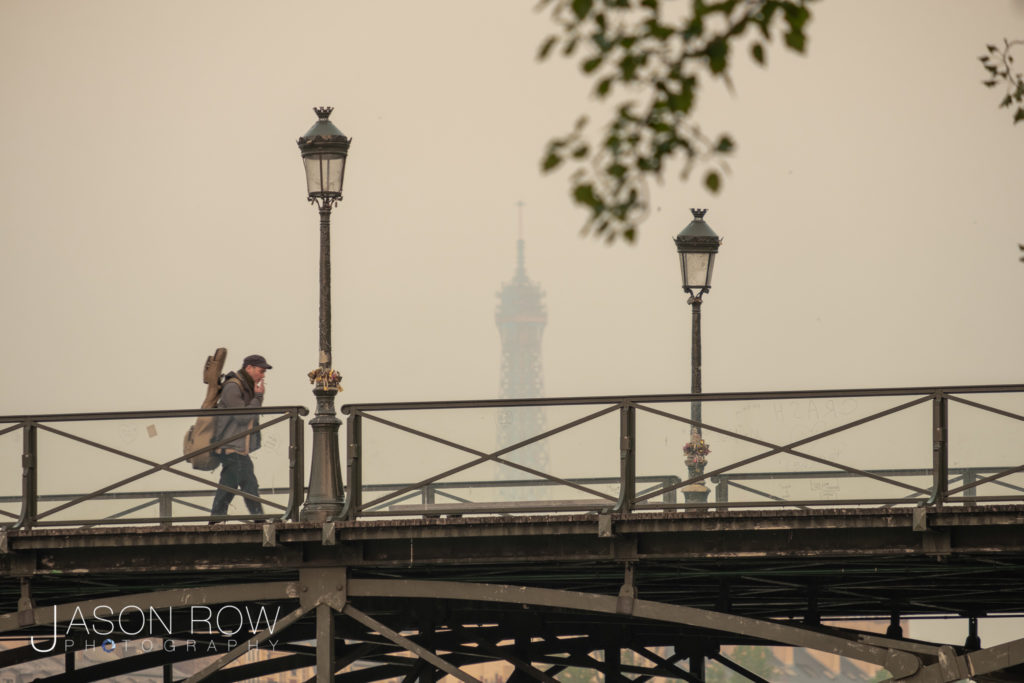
340, 384, 1024, 520
0, 406, 307, 528
1, 385, 1022, 527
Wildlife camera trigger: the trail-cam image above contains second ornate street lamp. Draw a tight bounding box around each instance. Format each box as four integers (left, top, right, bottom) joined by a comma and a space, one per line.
674, 208, 722, 504
298, 106, 351, 521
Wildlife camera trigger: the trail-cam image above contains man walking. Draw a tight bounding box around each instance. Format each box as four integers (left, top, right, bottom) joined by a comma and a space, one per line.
210, 354, 272, 522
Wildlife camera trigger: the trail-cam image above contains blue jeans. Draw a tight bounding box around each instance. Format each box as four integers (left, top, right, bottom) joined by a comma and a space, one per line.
211, 452, 264, 517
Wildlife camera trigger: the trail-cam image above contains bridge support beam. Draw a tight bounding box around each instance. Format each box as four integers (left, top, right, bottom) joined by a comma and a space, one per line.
885, 638, 1024, 682
348, 578, 925, 679
316, 603, 336, 682
342, 603, 482, 683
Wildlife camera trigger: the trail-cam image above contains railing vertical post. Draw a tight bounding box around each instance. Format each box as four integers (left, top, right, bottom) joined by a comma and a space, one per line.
18, 421, 37, 529
963, 468, 977, 507
614, 402, 636, 513
341, 411, 362, 521
663, 476, 678, 504
289, 409, 306, 522
423, 483, 438, 519
931, 392, 949, 505
158, 493, 173, 527
715, 476, 729, 506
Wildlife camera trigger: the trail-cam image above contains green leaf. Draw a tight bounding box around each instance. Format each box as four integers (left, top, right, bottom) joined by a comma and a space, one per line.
582, 56, 603, 73
649, 20, 673, 40
785, 28, 806, 53
983, 79, 998, 87
751, 42, 765, 65
563, 36, 579, 55
715, 135, 735, 153
784, 4, 810, 30
667, 89, 694, 113
707, 37, 729, 73
572, 144, 589, 159
596, 77, 613, 97
783, 5, 809, 52
705, 171, 721, 193
571, 0, 593, 20
619, 54, 640, 80
1015, 107, 1024, 124
542, 152, 563, 172
538, 36, 557, 60
1001, 95, 1013, 108
573, 183, 602, 213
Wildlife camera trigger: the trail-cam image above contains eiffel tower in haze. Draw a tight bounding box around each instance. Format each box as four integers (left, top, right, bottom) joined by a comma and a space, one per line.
495, 204, 549, 485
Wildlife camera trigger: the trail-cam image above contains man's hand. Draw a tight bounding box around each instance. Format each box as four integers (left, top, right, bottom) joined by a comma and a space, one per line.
255, 379, 265, 395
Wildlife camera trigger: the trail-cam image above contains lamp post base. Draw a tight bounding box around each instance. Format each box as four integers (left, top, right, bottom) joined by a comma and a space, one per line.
682, 484, 710, 503
682, 433, 711, 502
301, 388, 345, 522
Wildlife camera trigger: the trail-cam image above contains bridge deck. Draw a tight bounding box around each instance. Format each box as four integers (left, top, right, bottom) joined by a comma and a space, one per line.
5, 505, 1023, 623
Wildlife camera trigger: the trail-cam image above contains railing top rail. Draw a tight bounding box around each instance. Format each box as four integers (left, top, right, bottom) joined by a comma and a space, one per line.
0, 405, 310, 424
341, 384, 1024, 414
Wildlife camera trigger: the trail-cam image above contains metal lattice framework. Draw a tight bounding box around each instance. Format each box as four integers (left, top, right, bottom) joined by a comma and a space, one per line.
495, 238, 549, 476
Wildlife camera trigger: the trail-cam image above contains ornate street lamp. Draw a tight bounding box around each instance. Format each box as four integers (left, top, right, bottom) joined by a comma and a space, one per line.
674, 208, 721, 503
298, 106, 351, 521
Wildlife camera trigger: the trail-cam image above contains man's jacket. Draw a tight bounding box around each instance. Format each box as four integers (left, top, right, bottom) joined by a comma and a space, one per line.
213, 371, 263, 455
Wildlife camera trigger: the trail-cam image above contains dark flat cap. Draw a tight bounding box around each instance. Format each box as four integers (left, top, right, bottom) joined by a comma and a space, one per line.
242, 354, 272, 370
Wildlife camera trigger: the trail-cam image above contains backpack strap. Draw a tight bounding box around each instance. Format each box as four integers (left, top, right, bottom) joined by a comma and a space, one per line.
220, 375, 249, 404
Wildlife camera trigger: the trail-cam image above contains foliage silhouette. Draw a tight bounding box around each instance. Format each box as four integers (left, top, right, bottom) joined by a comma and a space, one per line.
538, 0, 816, 243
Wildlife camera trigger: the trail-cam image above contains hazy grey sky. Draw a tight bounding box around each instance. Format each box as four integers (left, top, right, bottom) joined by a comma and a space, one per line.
1, 0, 1021, 416
1, 0, 1023, 648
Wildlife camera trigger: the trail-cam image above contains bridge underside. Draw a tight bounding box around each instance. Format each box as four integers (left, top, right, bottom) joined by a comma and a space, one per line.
2, 506, 1024, 682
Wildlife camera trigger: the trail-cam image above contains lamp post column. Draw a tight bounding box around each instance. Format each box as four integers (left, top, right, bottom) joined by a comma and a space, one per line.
297, 106, 351, 522
683, 291, 710, 503
303, 202, 345, 522
689, 293, 702, 441
319, 204, 333, 370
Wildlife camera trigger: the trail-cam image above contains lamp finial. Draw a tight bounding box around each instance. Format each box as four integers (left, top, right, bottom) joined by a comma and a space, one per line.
690, 208, 708, 220
313, 106, 334, 120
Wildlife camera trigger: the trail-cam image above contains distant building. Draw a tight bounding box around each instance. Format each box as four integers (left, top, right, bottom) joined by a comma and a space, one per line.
495, 237, 548, 487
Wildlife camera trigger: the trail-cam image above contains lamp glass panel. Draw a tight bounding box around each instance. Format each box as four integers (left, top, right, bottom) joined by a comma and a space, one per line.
303, 154, 346, 195
681, 252, 711, 290
303, 157, 322, 195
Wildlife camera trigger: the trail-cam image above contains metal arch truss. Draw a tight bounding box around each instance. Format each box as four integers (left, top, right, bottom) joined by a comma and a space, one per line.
4, 571, 1024, 682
